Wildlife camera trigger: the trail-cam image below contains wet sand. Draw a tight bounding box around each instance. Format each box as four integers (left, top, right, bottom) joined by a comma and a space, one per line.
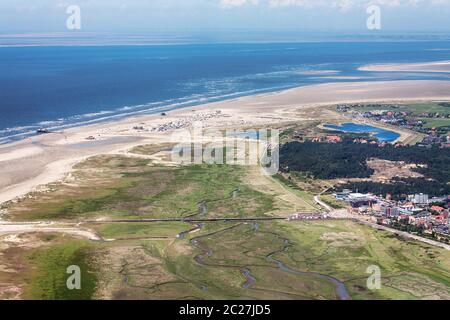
359, 60, 450, 73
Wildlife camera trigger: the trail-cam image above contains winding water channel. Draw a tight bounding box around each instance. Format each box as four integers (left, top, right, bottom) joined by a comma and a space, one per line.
175, 188, 351, 300
184, 221, 351, 299
266, 235, 351, 300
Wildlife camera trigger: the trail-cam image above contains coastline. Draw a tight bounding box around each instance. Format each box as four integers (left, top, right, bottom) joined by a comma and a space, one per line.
2, 79, 450, 207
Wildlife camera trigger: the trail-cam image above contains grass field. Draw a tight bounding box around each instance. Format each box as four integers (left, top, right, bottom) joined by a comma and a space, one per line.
24, 238, 98, 300
419, 118, 450, 129
276, 220, 450, 300
354, 102, 450, 115
320, 194, 347, 209
404, 103, 450, 115
271, 174, 321, 211
93, 222, 192, 239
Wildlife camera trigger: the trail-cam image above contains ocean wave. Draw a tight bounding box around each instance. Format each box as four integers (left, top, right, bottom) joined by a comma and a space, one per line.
0, 125, 38, 134
0, 84, 297, 144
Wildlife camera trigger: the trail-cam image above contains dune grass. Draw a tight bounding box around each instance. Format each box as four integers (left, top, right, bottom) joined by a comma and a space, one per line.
276, 220, 450, 300
24, 240, 98, 300
6, 157, 275, 221
93, 222, 192, 239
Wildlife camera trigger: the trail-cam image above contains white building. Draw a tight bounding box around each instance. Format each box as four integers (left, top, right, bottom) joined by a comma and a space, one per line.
409, 193, 429, 204
348, 193, 369, 201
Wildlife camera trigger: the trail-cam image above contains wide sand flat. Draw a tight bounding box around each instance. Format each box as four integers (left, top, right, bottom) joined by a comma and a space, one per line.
212, 80, 450, 112
359, 60, 450, 73
0, 147, 43, 163
1, 80, 450, 206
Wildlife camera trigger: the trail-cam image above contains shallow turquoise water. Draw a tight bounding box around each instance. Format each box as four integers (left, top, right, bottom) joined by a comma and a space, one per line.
324, 123, 401, 142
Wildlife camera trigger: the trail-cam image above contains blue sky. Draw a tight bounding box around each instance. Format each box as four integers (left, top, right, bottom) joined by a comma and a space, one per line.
1, 0, 450, 33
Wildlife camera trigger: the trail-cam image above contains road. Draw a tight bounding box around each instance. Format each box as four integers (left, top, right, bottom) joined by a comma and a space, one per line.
314, 187, 333, 212
86, 217, 287, 224
0, 217, 286, 243
356, 219, 450, 251
327, 210, 450, 251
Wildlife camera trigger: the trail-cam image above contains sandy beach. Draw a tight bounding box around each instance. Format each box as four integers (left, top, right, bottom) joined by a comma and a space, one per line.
2, 79, 450, 207
359, 60, 450, 73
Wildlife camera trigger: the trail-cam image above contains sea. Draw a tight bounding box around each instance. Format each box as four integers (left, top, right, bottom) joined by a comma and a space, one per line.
1, 38, 450, 143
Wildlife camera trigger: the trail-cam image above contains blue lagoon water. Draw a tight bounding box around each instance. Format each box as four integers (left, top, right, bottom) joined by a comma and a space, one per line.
324, 123, 401, 142
1, 40, 450, 142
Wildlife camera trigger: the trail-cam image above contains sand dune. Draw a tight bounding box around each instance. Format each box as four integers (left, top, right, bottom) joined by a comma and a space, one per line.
0, 222, 101, 241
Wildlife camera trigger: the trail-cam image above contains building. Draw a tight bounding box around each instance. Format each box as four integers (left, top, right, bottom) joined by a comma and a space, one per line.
334, 189, 351, 200
381, 205, 400, 217
326, 135, 342, 143
348, 193, 369, 201
409, 193, 429, 205
431, 206, 445, 214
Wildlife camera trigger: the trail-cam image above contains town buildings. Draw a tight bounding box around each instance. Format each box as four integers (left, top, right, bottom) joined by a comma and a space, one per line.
333, 190, 450, 242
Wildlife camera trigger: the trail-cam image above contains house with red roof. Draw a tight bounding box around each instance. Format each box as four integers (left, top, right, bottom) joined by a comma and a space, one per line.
431, 206, 445, 213
433, 215, 446, 221
326, 135, 342, 143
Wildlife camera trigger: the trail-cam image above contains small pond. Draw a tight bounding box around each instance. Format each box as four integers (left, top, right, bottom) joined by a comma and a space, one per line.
324, 123, 400, 142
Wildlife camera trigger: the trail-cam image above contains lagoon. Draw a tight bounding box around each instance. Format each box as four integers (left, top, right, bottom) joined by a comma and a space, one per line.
324, 123, 400, 142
